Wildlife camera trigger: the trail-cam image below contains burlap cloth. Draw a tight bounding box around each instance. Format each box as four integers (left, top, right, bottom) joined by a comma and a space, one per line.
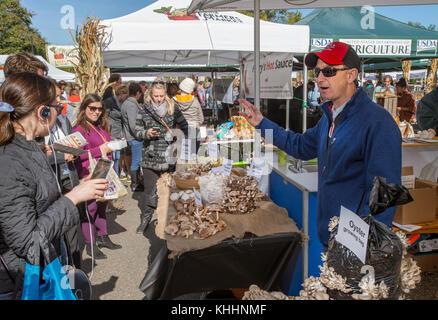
155, 174, 303, 258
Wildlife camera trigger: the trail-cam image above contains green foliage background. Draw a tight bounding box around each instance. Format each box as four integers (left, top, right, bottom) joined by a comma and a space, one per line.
0, 0, 48, 58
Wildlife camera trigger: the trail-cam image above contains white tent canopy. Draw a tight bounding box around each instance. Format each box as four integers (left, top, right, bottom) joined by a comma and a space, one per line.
0, 55, 75, 83
188, 0, 438, 11
101, 0, 309, 68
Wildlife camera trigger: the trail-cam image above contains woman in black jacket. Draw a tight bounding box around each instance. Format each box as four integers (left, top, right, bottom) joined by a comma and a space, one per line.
0, 73, 108, 300
134, 79, 188, 233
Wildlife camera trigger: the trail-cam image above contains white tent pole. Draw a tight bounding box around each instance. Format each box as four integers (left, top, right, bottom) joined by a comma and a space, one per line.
361, 62, 365, 86
286, 100, 290, 131
303, 64, 308, 133
254, 0, 260, 109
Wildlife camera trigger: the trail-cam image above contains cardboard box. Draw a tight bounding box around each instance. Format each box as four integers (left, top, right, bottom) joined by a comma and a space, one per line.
401, 166, 415, 189
416, 178, 438, 218
393, 171, 437, 225
414, 254, 438, 273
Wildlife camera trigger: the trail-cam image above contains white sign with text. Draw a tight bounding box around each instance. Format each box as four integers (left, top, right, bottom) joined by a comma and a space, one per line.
180, 138, 191, 161
335, 206, 370, 264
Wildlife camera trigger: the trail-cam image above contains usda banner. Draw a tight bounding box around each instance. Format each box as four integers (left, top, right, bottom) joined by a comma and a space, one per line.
46, 45, 78, 68
416, 39, 438, 56
340, 39, 412, 56
243, 53, 294, 99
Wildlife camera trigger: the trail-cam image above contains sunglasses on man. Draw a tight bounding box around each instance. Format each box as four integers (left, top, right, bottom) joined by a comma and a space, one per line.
314, 67, 351, 78
152, 81, 166, 86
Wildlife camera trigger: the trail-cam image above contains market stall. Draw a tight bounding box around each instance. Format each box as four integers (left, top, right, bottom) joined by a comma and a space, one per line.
139, 157, 304, 299
0, 55, 75, 83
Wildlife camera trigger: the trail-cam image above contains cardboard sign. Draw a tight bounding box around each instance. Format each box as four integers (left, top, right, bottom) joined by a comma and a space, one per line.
335, 206, 370, 264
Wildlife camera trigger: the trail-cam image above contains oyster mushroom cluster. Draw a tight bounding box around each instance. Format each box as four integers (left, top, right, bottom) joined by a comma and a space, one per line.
222, 176, 265, 214
164, 199, 227, 240
242, 285, 293, 300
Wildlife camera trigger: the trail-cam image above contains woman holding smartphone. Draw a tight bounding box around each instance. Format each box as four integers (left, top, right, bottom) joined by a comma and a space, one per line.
73, 94, 122, 260
134, 79, 188, 233
0, 73, 108, 299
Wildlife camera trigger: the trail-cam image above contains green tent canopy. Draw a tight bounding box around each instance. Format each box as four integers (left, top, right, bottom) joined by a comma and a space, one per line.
295, 7, 438, 63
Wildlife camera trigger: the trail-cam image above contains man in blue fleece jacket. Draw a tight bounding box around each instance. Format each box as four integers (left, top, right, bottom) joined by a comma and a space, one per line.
239, 42, 402, 247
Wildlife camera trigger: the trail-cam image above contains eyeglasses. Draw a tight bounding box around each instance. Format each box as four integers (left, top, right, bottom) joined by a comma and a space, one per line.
152, 81, 166, 86
87, 106, 104, 113
314, 67, 351, 78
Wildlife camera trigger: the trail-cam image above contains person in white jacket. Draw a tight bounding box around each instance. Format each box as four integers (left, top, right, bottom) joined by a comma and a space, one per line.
174, 78, 204, 152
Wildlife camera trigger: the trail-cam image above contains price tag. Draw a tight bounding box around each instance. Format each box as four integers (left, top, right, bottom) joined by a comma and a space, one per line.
222, 158, 233, 176
248, 158, 266, 179
193, 188, 203, 206
180, 138, 191, 161
208, 142, 219, 159
335, 206, 370, 264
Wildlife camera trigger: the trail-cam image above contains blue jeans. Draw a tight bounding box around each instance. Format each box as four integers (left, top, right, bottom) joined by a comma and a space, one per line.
128, 140, 143, 172
112, 150, 121, 176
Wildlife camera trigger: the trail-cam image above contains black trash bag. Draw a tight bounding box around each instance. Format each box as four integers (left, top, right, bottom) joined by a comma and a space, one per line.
369, 176, 413, 216
326, 176, 413, 300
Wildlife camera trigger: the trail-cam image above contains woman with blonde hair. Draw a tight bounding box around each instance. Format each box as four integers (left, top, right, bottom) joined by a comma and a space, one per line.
73, 94, 122, 259
134, 79, 188, 233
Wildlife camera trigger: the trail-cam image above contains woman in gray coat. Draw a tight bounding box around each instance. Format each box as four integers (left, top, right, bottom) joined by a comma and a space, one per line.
0, 73, 108, 300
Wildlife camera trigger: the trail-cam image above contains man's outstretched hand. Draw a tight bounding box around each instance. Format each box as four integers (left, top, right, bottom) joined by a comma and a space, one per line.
238, 99, 264, 127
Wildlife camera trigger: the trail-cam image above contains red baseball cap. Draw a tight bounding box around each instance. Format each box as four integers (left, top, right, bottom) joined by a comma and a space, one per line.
305, 41, 361, 71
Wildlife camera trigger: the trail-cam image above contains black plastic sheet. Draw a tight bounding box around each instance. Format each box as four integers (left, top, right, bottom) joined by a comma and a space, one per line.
326, 177, 413, 300
139, 232, 302, 300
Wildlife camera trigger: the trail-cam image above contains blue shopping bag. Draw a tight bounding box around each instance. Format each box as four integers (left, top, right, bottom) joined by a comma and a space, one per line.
21, 231, 77, 300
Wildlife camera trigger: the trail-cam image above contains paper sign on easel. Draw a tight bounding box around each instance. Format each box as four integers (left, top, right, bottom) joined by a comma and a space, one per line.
221, 159, 233, 176
335, 206, 370, 264
180, 138, 191, 161
248, 158, 266, 180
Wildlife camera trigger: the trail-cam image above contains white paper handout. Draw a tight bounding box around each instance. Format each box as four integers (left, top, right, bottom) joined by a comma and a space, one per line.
335, 206, 370, 264
56, 131, 88, 148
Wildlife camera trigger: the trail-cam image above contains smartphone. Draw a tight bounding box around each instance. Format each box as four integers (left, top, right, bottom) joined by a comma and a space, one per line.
91, 158, 114, 180
152, 126, 161, 133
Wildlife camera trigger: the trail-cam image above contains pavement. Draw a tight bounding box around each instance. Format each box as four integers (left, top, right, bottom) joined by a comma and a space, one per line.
79, 187, 157, 300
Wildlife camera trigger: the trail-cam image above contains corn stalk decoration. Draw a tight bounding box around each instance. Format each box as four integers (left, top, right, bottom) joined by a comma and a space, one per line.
425, 58, 438, 94
69, 17, 111, 99
401, 60, 412, 82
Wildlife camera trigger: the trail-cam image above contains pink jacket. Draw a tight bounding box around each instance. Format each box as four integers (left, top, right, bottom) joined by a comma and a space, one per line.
73, 123, 112, 178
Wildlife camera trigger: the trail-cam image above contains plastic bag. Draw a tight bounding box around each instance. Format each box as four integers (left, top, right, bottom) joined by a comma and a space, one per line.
326, 176, 413, 300
198, 172, 227, 204
368, 176, 413, 216
216, 122, 235, 139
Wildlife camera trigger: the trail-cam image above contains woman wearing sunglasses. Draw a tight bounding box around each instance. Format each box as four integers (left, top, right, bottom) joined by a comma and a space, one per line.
0, 73, 108, 299
73, 94, 122, 259
134, 78, 188, 233
239, 42, 402, 251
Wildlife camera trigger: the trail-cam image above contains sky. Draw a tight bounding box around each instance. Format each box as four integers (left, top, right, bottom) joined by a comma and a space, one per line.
21, 0, 438, 45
